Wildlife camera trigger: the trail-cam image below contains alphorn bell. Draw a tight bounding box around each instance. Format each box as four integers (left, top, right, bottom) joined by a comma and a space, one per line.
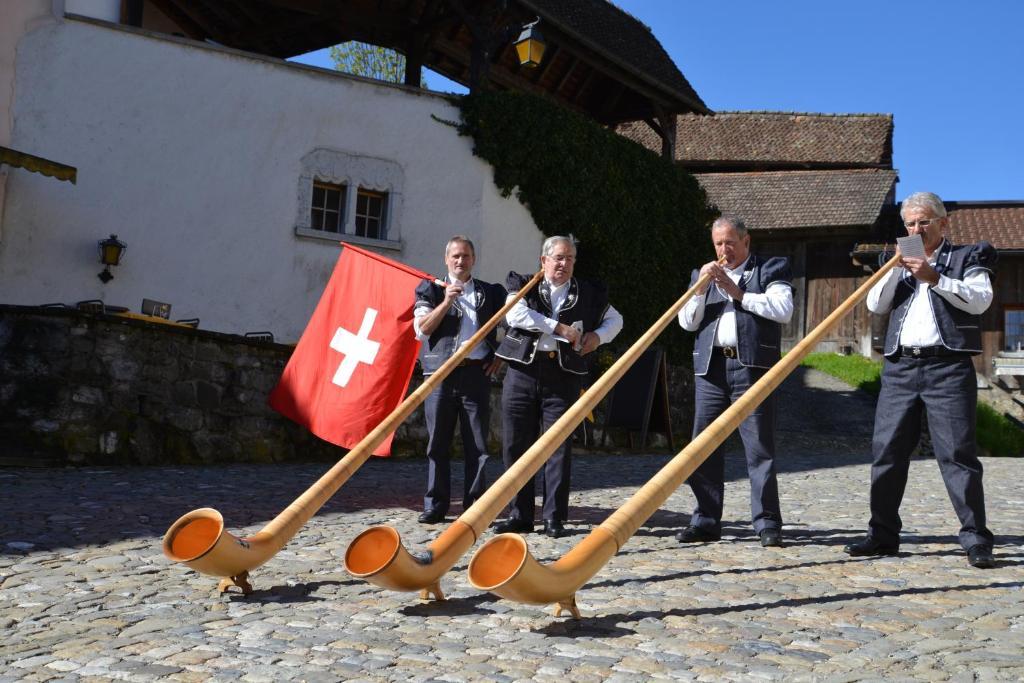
344, 259, 726, 600
468, 254, 902, 618
162, 270, 543, 594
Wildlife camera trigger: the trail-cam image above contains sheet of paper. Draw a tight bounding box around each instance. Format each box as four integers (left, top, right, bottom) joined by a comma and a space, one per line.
897, 234, 926, 259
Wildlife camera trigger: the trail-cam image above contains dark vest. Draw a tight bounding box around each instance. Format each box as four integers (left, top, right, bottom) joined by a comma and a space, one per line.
414, 277, 507, 375
691, 255, 792, 376
495, 272, 609, 376
882, 240, 997, 357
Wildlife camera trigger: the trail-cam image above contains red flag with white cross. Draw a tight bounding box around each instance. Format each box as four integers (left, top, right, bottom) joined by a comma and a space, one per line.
269, 243, 429, 456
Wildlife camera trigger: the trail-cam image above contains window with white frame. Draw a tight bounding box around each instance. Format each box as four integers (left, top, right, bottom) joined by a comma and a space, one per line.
1006, 306, 1024, 352
295, 149, 403, 250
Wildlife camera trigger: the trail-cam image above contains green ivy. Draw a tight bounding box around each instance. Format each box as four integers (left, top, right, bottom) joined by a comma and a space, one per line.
455, 91, 717, 363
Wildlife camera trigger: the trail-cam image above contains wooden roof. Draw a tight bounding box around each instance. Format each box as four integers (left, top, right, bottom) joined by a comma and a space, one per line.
138, 0, 709, 124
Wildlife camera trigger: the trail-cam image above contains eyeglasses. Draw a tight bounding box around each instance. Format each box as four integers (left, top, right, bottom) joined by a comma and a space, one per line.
904, 219, 937, 229
547, 255, 576, 263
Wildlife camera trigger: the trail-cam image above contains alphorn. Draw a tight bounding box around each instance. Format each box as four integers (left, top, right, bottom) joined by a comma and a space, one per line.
344, 261, 725, 600
467, 254, 902, 618
162, 271, 543, 594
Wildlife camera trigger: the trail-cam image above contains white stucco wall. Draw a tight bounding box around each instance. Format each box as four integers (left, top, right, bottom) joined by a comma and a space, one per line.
0, 17, 542, 341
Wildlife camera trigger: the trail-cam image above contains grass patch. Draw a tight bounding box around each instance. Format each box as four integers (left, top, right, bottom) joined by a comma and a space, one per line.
976, 402, 1024, 457
801, 352, 882, 395
801, 352, 1024, 457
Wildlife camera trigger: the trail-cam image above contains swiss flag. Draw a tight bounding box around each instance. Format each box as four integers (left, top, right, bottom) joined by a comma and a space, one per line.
269, 243, 430, 456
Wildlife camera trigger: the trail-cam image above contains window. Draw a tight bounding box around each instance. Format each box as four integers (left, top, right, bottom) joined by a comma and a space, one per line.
310, 181, 346, 233
1006, 306, 1024, 352
355, 189, 387, 240
296, 149, 403, 250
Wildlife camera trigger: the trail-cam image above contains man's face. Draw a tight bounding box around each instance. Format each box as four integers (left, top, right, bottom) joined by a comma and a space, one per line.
712, 224, 750, 268
541, 241, 576, 286
445, 241, 475, 281
902, 206, 946, 254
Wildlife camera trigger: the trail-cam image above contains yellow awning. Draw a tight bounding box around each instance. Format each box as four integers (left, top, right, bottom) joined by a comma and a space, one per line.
0, 145, 77, 184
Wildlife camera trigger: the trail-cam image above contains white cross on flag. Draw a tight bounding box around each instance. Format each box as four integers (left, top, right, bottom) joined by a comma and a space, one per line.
269, 244, 427, 455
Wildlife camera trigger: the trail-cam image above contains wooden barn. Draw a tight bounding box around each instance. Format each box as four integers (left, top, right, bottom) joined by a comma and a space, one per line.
620, 111, 898, 354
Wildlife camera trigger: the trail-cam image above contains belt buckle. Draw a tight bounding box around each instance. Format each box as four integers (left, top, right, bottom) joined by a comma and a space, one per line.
547, 351, 557, 359
910, 347, 922, 358
721, 346, 737, 359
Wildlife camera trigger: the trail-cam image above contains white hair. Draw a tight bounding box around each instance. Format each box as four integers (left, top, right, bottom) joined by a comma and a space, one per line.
541, 235, 577, 257
901, 192, 947, 219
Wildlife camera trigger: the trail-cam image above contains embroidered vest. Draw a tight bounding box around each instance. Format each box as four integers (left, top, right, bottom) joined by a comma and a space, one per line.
692, 255, 792, 376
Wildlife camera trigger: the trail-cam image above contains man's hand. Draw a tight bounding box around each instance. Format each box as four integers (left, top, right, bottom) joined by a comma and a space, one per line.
443, 282, 464, 305
555, 322, 581, 347
579, 331, 601, 355
484, 357, 504, 377
900, 256, 939, 286
695, 261, 722, 295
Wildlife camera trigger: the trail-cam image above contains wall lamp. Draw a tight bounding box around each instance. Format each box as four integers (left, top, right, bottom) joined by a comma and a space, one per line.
97, 234, 126, 283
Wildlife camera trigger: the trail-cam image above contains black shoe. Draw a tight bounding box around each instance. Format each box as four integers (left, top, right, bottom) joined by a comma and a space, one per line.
543, 520, 566, 538
493, 518, 534, 534
417, 509, 445, 524
759, 528, 783, 547
675, 526, 721, 543
843, 537, 899, 556
967, 544, 995, 568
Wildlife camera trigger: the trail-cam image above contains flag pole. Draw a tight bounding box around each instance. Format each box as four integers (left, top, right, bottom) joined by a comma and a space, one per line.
162, 264, 543, 595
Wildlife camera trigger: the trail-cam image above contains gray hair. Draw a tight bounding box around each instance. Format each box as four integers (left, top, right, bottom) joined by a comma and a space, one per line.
444, 235, 475, 257
712, 215, 748, 237
901, 192, 947, 219
541, 235, 577, 257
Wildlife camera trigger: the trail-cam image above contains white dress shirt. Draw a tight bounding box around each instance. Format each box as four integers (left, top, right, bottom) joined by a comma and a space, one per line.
413, 275, 491, 360
505, 279, 624, 352
678, 256, 794, 346
866, 240, 993, 348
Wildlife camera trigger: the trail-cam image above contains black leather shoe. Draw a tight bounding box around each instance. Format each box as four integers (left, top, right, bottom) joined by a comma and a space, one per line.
417, 509, 445, 524
843, 537, 899, 556
543, 520, 566, 538
759, 528, 783, 547
967, 544, 995, 568
675, 526, 721, 543
493, 518, 534, 534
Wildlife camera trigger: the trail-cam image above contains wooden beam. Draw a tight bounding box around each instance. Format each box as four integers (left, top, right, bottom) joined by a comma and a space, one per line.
145, 0, 208, 39
530, 42, 558, 84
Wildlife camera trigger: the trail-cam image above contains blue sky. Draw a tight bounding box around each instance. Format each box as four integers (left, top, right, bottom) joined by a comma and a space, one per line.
293, 1, 1023, 201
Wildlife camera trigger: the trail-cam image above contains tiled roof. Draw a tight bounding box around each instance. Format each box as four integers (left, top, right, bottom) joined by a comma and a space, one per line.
694, 169, 898, 231
619, 111, 893, 166
943, 202, 1024, 250
522, 0, 708, 113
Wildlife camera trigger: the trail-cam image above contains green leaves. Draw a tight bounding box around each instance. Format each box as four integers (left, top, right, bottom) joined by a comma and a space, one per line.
456, 92, 716, 362
329, 42, 427, 87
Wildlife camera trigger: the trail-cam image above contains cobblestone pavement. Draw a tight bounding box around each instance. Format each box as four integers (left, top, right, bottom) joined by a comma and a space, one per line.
3, 372, 1024, 681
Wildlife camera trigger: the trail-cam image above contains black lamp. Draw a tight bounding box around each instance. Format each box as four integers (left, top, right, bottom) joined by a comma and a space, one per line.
97, 234, 126, 283
514, 18, 546, 68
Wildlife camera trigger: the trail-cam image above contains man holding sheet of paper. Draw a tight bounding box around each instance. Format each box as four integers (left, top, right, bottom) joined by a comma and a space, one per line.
845, 191, 998, 568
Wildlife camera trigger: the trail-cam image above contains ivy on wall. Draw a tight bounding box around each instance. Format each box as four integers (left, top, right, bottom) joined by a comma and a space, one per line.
455, 91, 717, 363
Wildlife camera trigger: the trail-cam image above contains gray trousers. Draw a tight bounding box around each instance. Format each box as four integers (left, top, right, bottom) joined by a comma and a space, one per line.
868, 354, 993, 550
501, 356, 581, 523
423, 364, 491, 515
687, 351, 782, 534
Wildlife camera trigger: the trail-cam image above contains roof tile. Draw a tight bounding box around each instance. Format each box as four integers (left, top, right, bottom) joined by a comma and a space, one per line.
694, 169, 897, 231
944, 203, 1024, 250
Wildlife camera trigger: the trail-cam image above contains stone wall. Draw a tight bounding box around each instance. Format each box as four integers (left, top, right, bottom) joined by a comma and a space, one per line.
0, 305, 347, 465
0, 305, 695, 466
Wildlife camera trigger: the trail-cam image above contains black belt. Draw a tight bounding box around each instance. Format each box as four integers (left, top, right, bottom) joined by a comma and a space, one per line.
714, 346, 738, 359
458, 357, 488, 367
899, 345, 958, 358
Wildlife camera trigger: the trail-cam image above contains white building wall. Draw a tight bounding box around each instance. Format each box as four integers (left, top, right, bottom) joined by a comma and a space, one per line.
0, 17, 542, 341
